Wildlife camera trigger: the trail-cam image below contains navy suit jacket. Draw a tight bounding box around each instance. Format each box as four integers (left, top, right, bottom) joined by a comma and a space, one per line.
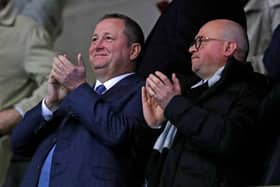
11, 74, 159, 187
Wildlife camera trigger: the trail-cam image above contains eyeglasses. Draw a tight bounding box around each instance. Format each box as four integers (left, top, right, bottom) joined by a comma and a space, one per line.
190, 36, 227, 50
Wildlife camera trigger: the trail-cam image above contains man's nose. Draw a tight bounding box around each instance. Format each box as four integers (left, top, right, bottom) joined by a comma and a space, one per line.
188, 44, 196, 54
95, 39, 105, 48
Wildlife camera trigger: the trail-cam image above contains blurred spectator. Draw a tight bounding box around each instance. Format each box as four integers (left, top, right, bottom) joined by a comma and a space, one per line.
244, 0, 280, 74
257, 23, 280, 185
15, 0, 65, 40
0, 0, 62, 186
13, 0, 30, 11
263, 24, 280, 81
156, 0, 170, 14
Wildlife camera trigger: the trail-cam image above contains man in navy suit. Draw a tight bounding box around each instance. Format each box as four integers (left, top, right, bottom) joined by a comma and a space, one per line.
11, 13, 159, 187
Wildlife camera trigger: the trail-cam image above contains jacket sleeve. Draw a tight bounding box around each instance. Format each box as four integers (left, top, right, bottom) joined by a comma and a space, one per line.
11, 102, 58, 157
59, 83, 158, 147
164, 87, 259, 158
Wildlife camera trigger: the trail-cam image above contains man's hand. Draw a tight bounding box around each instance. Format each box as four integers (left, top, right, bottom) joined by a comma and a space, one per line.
52, 53, 86, 91
0, 108, 22, 134
146, 71, 181, 110
46, 53, 87, 108
45, 73, 69, 109
142, 86, 165, 128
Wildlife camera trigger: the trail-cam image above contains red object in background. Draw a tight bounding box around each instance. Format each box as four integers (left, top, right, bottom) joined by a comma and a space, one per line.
156, 0, 170, 14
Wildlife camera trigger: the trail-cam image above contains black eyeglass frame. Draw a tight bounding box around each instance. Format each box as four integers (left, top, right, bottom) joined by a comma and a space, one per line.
190, 36, 228, 50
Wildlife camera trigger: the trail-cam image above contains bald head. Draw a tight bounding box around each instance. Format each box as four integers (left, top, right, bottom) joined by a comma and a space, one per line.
200, 19, 249, 61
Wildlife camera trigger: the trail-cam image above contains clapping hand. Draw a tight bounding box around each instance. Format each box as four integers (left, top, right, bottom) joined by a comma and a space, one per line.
142, 71, 181, 128
45, 53, 86, 108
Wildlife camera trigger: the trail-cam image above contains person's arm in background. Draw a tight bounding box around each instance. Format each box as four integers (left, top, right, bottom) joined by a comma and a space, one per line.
0, 23, 55, 135
244, 0, 280, 74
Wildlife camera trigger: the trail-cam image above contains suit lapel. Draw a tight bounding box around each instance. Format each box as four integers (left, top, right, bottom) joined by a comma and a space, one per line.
97, 74, 144, 110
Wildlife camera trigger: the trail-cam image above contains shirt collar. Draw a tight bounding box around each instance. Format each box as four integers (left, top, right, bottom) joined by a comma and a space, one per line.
192, 66, 224, 88
208, 66, 224, 87
94, 72, 135, 92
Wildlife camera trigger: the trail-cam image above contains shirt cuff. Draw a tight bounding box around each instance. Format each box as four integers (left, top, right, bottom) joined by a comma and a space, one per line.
42, 98, 58, 121
14, 106, 25, 117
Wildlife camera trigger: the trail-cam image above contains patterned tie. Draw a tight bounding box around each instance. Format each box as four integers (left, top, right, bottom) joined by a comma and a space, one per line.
95, 84, 106, 95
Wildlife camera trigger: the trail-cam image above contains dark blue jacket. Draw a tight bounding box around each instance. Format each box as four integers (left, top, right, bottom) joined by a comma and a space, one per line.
264, 24, 280, 81
12, 74, 159, 187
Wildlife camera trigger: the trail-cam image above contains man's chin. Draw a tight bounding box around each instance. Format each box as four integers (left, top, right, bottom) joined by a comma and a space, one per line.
191, 66, 198, 73
93, 63, 107, 70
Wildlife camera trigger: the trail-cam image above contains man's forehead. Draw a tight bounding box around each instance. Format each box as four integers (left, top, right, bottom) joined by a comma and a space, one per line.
197, 23, 221, 38
196, 28, 209, 38
94, 19, 124, 32
97, 18, 124, 27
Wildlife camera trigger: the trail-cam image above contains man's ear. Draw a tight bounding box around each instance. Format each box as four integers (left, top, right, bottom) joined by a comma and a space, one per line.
129, 43, 141, 61
224, 41, 238, 57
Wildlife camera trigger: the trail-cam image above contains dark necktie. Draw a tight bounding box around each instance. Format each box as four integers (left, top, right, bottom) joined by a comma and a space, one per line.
95, 84, 106, 95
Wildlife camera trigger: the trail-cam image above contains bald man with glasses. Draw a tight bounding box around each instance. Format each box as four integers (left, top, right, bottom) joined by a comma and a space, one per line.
142, 19, 270, 187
